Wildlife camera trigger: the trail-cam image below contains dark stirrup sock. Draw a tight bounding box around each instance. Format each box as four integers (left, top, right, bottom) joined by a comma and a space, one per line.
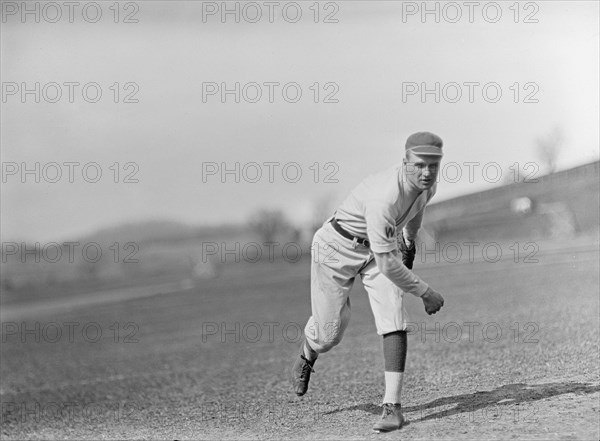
383, 331, 407, 372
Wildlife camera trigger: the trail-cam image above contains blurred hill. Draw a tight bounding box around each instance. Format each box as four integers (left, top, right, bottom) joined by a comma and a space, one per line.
0, 220, 256, 300
76, 220, 247, 246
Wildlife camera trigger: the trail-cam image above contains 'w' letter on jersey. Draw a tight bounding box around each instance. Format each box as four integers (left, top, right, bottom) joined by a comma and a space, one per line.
385, 225, 395, 239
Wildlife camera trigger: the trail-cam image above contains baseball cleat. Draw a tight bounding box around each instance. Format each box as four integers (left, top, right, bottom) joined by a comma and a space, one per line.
373, 403, 404, 433
291, 354, 315, 396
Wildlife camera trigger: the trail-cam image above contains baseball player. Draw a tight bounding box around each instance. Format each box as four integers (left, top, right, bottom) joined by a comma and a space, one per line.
290, 132, 446, 433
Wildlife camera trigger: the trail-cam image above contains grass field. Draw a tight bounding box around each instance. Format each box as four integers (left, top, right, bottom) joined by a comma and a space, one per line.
1, 238, 599, 440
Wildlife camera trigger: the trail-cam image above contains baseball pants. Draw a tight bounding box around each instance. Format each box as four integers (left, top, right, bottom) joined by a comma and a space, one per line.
304, 219, 409, 353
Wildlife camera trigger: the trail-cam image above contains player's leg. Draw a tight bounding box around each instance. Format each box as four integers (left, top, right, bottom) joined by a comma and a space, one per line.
305, 220, 374, 354
303, 257, 354, 356
293, 287, 352, 396
292, 221, 366, 396
360, 259, 408, 432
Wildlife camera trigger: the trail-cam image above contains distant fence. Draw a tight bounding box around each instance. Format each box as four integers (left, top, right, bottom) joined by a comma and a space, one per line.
422, 161, 599, 243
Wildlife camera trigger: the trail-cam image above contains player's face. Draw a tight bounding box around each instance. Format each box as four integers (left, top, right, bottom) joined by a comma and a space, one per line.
404, 151, 441, 190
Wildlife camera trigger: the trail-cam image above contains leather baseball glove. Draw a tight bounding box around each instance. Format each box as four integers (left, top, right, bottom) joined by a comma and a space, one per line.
398, 235, 416, 270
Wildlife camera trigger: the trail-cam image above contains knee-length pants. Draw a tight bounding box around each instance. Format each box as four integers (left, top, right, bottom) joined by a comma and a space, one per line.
304, 220, 409, 353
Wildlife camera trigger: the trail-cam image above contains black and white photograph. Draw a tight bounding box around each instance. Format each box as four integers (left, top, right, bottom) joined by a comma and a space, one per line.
1, 1, 599, 439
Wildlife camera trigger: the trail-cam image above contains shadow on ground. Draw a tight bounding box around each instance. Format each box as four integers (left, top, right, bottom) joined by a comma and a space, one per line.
324, 382, 600, 422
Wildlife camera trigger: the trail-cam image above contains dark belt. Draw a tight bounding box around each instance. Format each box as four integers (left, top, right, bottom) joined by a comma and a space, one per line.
330, 218, 370, 248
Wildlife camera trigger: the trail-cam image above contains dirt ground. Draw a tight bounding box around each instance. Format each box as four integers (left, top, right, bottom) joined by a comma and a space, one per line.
1, 241, 599, 440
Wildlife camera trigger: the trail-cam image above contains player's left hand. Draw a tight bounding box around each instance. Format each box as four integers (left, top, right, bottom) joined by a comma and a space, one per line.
421, 287, 444, 315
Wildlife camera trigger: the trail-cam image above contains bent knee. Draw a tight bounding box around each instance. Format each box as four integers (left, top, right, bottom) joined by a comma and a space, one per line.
306, 322, 345, 353
309, 335, 343, 353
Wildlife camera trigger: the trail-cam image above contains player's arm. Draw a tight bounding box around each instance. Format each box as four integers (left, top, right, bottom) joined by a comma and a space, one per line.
365, 201, 426, 296
373, 250, 444, 315
373, 248, 426, 295
365, 201, 443, 315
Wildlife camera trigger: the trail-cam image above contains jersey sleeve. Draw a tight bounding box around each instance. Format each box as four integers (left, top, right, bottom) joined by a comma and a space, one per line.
364, 201, 398, 254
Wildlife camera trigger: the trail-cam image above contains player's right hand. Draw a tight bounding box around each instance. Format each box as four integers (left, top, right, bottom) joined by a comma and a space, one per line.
421, 287, 444, 315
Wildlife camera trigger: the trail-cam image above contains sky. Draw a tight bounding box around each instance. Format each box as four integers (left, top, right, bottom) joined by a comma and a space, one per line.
1, 1, 599, 242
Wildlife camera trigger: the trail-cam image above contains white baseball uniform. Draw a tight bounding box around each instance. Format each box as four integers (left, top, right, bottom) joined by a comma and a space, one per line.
304, 161, 436, 353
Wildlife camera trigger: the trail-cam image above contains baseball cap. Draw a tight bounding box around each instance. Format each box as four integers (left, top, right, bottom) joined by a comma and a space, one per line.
405, 132, 443, 156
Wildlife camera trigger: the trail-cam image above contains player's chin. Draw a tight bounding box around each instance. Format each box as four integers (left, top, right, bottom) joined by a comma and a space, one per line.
419, 180, 434, 189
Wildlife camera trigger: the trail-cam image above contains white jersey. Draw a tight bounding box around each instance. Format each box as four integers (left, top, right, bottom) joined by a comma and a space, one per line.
334, 162, 436, 254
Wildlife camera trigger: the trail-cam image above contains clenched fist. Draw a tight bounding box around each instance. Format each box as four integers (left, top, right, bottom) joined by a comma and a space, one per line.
421, 287, 445, 315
